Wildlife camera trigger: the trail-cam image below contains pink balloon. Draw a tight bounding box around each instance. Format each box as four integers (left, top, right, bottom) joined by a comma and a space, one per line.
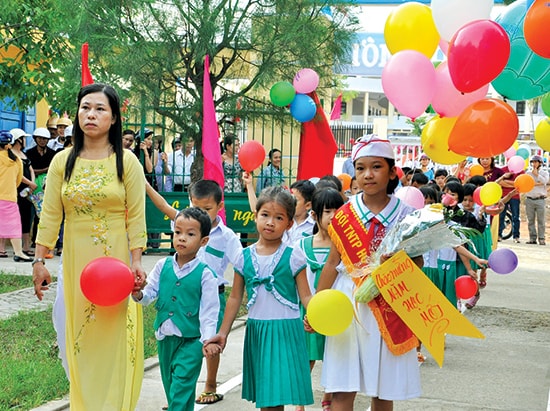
293, 68, 319, 94
507, 155, 525, 173
382, 50, 436, 120
448, 20, 511, 93
395, 186, 425, 210
503, 146, 516, 159
432, 61, 489, 117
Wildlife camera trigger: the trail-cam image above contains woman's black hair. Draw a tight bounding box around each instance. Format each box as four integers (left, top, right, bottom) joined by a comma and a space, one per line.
267, 148, 281, 167
65, 84, 124, 182
444, 180, 465, 203
256, 186, 296, 221
223, 134, 238, 152
311, 188, 344, 235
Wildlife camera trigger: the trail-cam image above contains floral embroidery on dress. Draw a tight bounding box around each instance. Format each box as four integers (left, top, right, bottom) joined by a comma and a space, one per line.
127, 309, 137, 366
74, 303, 97, 353
65, 164, 114, 255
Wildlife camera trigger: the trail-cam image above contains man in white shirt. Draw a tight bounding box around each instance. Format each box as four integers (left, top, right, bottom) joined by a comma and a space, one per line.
48, 117, 72, 151
166, 139, 195, 192
525, 155, 549, 245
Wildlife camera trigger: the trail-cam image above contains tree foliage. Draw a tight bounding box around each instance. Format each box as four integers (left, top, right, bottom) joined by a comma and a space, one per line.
1, 0, 359, 125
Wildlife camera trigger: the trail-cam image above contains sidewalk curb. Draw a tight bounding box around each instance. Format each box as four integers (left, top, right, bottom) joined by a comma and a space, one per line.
31, 317, 248, 411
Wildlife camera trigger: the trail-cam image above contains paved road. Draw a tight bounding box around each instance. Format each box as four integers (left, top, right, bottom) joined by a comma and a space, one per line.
1, 240, 549, 411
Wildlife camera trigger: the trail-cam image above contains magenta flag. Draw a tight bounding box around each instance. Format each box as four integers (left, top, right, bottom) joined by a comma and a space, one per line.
201, 55, 226, 220
330, 93, 342, 120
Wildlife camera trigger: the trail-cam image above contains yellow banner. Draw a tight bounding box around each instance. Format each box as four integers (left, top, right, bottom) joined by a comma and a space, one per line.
372, 250, 485, 367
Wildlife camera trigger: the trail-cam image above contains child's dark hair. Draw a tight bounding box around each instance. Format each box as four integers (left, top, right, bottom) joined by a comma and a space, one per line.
444, 180, 464, 203
463, 183, 477, 197
420, 186, 439, 203
175, 207, 211, 238
401, 166, 412, 176
444, 175, 461, 184
434, 168, 448, 178
311, 188, 344, 234
320, 175, 343, 192
314, 179, 339, 191
290, 179, 316, 203
189, 179, 223, 204
411, 172, 429, 186
466, 175, 487, 187
256, 186, 296, 221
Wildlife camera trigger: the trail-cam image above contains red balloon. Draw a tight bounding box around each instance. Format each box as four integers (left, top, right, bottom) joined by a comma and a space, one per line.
448, 99, 519, 157
238, 141, 266, 172
455, 275, 478, 300
473, 186, 483, 206
524, 0, 550, 58
448, 20, 511, 93
80, 257, 135, 306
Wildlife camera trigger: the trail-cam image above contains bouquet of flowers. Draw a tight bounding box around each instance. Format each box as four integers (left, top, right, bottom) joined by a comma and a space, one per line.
354, 204, 479, 303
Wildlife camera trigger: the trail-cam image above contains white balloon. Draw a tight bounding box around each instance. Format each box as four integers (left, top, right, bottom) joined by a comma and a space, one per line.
431, 0, 494, 41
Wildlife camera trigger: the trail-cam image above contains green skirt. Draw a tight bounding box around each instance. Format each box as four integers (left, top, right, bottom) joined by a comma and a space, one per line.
242, 317, 314, 407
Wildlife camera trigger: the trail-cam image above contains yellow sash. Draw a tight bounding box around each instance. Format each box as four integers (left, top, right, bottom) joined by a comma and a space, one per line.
328, 202, 418, 355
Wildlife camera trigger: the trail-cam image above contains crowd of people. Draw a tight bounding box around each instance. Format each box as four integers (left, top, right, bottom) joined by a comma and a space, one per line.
3, 82, 542, 410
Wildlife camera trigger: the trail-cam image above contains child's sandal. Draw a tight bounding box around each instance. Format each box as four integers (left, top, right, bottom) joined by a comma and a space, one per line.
321, 401, 332, 411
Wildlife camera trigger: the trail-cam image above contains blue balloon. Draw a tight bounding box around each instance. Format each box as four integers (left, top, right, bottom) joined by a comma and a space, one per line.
492, 0, 550, 100
290, 94, 317, 123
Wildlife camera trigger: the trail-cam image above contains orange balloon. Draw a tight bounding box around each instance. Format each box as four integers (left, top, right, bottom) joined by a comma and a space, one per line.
524, 0, 550, 59
514, 174, 535, 193
338, 173, 352, 191
448, 99, 519, 157
469, 164, 484, 176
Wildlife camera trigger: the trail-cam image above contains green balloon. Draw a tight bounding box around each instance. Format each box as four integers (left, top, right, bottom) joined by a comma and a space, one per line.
270, 81, 296, 107
492, 0, 550, 100
541, 93, 550, 117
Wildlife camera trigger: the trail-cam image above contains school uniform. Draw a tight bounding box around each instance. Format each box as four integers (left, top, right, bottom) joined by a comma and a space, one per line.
197, 216, 242, 326
137, 256, 219, 411
285, 213, 316, 245
234, 244, 314, 408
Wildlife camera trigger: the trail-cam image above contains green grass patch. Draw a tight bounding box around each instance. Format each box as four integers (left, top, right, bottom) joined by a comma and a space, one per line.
0, 286, 246, 409
0, 274, 57, 294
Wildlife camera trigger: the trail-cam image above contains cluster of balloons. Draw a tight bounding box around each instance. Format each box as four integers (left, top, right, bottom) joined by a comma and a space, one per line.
384, 0, 550, 166
269, 68, 320, 123
307, 289, 353, 336
80, 257, 135, 306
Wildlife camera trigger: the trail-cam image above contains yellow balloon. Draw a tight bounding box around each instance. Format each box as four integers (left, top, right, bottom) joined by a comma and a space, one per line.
307, 290, 353, 336
421, 116, 466, 165
479, 182, 502, 206
535, 117, 550, 151
384, 3, 440, 58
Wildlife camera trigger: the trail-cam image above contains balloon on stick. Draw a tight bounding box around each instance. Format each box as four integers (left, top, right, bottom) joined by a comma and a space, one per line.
535, 118, 550, 151
488, 248, 518, 274
269, 81, 296, 107
524, 0, 550, 58
455, 275, 478, 299
514, 174, 535, 193
395, 186, 425, 209
80, 257, 135, 306
293, 69, 319, 94
448, 19, 510, 93
431, 0, 494, 42
448, 99, 519, 157
239, 141, 266, 172
507, 155, 526, 173
492, 1, 550, 100
479, 182, 502, 206
290, 94, 317, 123
307, 290, 354, 336
383, 2, 439, 58
381, 50, 436, 120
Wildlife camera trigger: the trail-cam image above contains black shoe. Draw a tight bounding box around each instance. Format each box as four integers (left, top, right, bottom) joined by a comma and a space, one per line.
13, 255, 33, 262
